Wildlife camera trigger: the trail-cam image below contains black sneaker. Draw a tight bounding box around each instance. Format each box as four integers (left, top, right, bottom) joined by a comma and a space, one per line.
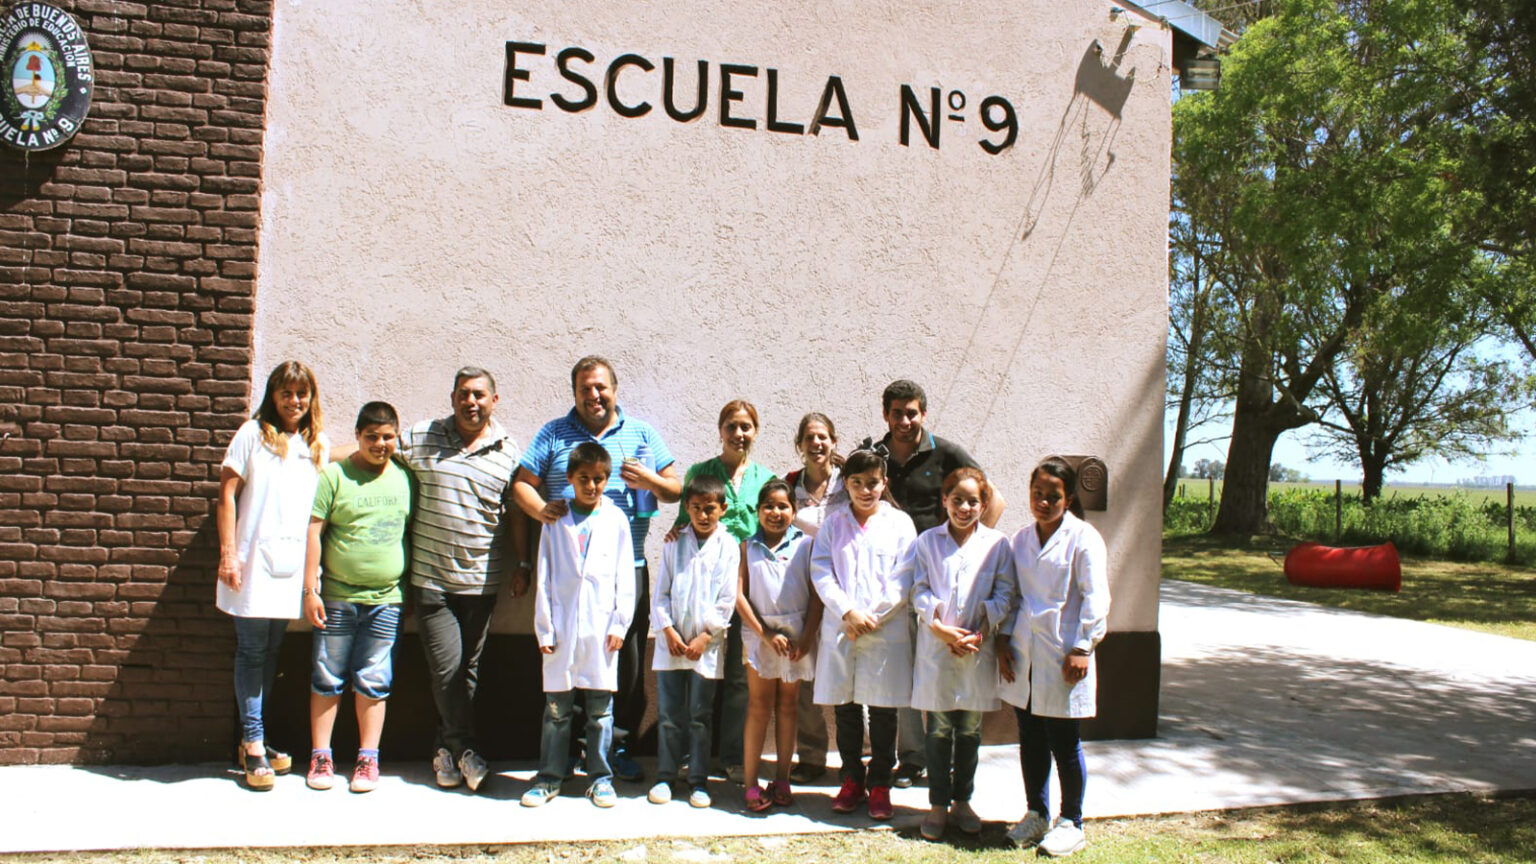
789, 762, 827, 784
892, 762, 926, 788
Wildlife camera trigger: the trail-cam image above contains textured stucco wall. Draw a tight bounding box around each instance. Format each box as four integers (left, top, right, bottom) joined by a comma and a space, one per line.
254, 0, 1169, 635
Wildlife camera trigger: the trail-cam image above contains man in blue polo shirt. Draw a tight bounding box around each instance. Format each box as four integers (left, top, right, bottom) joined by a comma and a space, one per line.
878, 378, 1007, 788
513, 355, 682, 781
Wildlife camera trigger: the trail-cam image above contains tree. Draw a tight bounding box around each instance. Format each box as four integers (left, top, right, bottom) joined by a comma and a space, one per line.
1163, 219, 1235, 513
1453, 0, 1536, 363
1312, 273, 1530, 503
1174, 0, 1482, 534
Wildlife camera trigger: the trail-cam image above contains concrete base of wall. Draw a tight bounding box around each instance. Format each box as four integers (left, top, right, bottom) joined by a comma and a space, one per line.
260, 630, 1160, 761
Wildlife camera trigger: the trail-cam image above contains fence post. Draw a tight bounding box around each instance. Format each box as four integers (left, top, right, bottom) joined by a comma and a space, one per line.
1335, 479, 1342, 543
1510, 482, 1518, 565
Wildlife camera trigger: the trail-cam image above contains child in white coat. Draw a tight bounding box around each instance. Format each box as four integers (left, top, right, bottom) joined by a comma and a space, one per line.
523, 443, 637, 809
810, 445, 916, 821
911, 468, 1015, 840
997, 457, 1110, 858
737, 479, 821, 811
650, 474, 740, 808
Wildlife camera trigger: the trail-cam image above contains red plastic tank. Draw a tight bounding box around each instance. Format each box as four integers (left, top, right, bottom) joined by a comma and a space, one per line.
1283, 542, 1402, 592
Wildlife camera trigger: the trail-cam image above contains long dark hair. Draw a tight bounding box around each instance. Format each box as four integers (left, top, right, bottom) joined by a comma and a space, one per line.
843, 442, 899, 508
1031, 456, 1084, 519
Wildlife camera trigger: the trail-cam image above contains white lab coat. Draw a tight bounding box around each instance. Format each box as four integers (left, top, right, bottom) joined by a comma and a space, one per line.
998, 512, 1110, 718
910, 523, 1015, 712
810, 502, 917, 708
533, 502, 636, 692
741, 530, 815, 682
652, 526, 740, 679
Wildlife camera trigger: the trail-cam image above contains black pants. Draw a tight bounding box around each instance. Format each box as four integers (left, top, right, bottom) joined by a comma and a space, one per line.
414, 586, 497, 757
834, 703, 897, 787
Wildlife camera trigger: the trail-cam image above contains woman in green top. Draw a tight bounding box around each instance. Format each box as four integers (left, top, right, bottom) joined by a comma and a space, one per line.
674, 399, 776, 781
676, 400, 778, 543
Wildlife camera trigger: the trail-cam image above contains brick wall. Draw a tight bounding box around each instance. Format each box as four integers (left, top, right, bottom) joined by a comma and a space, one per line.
0, 0, 271, 764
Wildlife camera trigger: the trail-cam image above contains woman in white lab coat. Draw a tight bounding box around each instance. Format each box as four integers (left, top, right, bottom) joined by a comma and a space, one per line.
810, 446, 916, 821
216, 361, 330, 790
997, 457, 1110, 858
910, 467, 1015, 840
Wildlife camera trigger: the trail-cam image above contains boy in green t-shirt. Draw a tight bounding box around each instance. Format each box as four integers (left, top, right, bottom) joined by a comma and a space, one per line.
301, 401, 413, 793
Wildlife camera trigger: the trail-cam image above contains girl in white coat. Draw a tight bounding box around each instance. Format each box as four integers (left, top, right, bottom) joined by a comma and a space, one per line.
997, 457, 1110, 858
737, 479, 821, 811
216, 361, 330, 790
911, 468, 1015, 840
810, 446, 916, 821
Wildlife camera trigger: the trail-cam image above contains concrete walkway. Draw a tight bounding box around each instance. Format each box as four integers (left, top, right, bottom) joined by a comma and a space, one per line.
4, 580, 1535, 852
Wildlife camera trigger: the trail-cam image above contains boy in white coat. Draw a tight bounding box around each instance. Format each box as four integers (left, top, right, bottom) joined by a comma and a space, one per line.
522, 443, 636, 809
649, 474, 740, 808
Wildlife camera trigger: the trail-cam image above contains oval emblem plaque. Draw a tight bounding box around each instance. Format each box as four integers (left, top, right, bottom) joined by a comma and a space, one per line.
1, 2, 92, 151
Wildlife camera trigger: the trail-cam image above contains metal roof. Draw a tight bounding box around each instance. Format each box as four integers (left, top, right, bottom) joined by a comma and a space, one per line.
1118, 0, 1237, 51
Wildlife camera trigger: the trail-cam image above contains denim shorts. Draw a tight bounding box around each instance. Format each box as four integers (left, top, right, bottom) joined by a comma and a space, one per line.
311, 601, 402, 699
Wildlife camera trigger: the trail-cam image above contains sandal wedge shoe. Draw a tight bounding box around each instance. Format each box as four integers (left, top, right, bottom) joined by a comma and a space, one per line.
241, 751, 276, 791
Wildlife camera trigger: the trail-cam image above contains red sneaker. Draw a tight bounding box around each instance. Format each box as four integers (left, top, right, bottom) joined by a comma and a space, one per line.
830, 777, 866, 813
867, 785, 893, 820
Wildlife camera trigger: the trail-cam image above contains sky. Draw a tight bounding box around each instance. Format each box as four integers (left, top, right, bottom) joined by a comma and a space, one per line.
1167, 406, 1534, 487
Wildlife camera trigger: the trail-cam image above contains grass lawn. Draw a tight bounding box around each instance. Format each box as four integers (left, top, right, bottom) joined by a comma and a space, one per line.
14, 793, 1536, 863
1163, 533, 1536, 641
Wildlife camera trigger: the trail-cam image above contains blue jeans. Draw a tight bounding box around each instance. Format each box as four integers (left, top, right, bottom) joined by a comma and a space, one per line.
311, 602, 402, 700
1016, 706, 1086, 826
538, 689, 614, 785
925, 709, 982, 806
233, 617, 286, 743
657, 670, 717, 787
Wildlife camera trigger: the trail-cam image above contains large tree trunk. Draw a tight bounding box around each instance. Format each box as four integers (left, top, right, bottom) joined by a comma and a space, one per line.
1360, 451, 1387, 506
1211, 403, 1286, 534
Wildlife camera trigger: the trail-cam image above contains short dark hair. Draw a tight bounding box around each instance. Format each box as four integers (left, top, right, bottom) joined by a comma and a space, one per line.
566, 441, 612, 476
757, 478, 796, 510
882, 379, 927, 413
355, 400, 399, 431
684, 474, 728, 508
454, 366, 496, 394
570, 355, 616, 390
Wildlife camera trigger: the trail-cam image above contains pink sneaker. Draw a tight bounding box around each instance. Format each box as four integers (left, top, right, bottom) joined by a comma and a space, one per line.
867, 785, 893, 820
306, 752, 335, 791
350, 755, 379, 793
830, 777, 866, 813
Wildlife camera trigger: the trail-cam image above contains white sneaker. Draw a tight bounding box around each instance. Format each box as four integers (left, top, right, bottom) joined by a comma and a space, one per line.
458, 749, 489, 792
433, 748, 462, 788
1039, 817, 1086, 857
688, 785, 712, 808
1007, 811, 1050, 849
647, 780, 673, 804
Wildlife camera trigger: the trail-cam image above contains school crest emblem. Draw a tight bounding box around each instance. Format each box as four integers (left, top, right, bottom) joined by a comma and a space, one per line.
1, 3, 92, 151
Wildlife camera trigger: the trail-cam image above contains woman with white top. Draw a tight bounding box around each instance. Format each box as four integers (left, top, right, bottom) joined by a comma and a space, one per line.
217, 361, 330, 790
780, 412, 842, 782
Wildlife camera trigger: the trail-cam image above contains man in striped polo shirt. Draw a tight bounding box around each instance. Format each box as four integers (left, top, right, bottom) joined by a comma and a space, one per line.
513, 355, 681, 782
401, 367, 529, 794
